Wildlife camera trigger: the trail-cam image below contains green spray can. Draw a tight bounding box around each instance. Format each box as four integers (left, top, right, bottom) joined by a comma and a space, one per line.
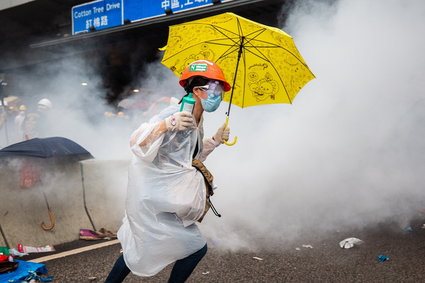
180, 93, 196, 113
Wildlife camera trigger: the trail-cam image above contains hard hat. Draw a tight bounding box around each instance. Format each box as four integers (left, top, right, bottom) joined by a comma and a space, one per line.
37, 98, 52, 110
19, 105, 27, 111
179, 60, 231, 91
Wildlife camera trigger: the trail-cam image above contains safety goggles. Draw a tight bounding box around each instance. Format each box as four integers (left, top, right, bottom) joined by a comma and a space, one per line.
197, 80, 224, 98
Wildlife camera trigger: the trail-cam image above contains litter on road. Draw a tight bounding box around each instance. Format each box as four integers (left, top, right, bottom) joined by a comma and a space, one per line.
252, 256, 264, 261
377, 255, 390, 262
79, 228, 117, 241
0, 259, 52, 282
9, 249, 28, 257
339, 237, 364, 249
17, 244, 55, 254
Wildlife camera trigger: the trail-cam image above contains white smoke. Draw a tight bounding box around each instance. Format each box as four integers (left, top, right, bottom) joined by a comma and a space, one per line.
2, 55, 179, 160
200, 0, 425, 250
3, 0, 424, 251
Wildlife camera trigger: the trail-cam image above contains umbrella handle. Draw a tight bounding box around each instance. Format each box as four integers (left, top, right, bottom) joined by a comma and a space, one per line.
223, 117, 238, 146
40, 210, 55, 231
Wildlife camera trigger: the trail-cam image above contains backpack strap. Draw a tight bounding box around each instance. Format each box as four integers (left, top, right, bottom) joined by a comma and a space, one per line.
192, 159, 214, 195
192, 159, 221, 222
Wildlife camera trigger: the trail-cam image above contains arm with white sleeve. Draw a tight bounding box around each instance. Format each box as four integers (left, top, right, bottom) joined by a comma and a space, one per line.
130, 111, 194, 161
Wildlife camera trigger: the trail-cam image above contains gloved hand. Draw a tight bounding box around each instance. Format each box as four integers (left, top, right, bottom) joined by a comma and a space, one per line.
165, 112, 194, 131
213, 123, 230, 145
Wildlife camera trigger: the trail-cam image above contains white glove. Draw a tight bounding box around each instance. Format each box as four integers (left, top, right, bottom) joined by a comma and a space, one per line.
165, 112, 194, 131
213, 123, 230, 145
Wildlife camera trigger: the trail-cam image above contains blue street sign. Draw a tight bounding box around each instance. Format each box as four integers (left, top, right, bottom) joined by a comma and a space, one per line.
124, 0, 214, 23
72, 0, 123, 35
72, 0, 227, 35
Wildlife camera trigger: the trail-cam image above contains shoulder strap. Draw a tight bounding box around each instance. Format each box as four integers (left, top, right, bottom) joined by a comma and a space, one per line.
192, 159, 213, 196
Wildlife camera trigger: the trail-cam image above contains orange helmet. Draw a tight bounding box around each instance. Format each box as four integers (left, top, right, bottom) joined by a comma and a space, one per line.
179, 60, 231, 92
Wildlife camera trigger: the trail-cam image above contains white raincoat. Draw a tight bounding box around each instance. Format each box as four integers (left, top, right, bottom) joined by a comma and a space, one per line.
117, 104, 218, 276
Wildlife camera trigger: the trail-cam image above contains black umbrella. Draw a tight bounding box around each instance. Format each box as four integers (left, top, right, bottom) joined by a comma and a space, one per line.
0, 137, 94, 160
0, 137, 94, 231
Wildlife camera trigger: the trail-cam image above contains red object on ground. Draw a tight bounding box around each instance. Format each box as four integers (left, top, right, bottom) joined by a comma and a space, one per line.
0, 255, 8, 263
17, 244, 24, 253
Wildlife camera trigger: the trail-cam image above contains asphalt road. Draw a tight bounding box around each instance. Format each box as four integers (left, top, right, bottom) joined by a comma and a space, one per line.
18, 218, 425, 282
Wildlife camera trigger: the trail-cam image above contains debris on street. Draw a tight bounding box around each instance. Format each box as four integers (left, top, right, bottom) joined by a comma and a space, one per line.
8, 248, 28, 257
404, 226, 413, 232
339, 237, 364, 249
377, 255, 389, 262
80, 228, 117, 241
17, 244, 55, 254
0, 259, 52, 282
302, 244, 313, 249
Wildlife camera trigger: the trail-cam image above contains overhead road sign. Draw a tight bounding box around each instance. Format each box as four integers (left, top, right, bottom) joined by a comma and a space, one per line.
72, 0, 123, 35
124, 0, 220, 23
72, 0, 233, 35
33, 0, 275, 49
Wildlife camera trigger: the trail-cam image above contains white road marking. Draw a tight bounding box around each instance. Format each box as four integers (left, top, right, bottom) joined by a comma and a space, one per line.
29, 239, 120, 263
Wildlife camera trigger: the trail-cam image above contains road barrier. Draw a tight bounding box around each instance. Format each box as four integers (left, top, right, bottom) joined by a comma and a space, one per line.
0, 159, 128, 249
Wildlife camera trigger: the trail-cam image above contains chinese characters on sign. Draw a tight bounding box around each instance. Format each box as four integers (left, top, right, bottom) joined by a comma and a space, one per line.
123, 0, 216, 24
161, 0, 209, 10
72, 0, 230, 35
72, 0, 123, 35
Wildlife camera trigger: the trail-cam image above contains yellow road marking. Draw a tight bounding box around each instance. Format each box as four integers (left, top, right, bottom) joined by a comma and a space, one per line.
29, 239, 120, 263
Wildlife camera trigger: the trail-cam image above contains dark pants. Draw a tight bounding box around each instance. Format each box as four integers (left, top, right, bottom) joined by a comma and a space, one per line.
104, 244, 207, 283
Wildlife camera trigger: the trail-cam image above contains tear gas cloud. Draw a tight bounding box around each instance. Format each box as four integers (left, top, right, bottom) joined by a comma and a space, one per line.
2, 0, 425, 251
39, 58, 182, 160
1, 55, 182, 159
199, 0, 425, 250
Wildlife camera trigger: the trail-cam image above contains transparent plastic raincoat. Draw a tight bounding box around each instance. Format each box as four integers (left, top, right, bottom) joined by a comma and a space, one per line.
117, 104, 218, 276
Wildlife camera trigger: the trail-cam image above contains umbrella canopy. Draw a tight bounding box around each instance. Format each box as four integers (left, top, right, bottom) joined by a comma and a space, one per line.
0, 137, 93, 160
161, 12, 315, 113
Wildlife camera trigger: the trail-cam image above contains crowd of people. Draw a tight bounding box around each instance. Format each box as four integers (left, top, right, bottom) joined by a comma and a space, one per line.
0, 97, 53, 148
0, 92, 178, 149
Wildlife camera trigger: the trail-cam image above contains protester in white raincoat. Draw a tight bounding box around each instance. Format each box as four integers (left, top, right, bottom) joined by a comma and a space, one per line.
105, 60, 232, 283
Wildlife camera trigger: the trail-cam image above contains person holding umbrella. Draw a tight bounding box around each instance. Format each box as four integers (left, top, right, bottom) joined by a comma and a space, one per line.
105, 59, 231, 283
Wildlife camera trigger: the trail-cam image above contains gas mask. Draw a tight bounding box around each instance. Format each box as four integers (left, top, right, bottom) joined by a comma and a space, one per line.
198, 81, 224, 112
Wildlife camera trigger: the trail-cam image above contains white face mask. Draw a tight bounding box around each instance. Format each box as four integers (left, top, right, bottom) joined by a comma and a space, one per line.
198, 81, 224, 112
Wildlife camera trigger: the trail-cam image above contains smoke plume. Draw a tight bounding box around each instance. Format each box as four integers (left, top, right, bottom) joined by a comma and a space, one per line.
199, 0, 425, 250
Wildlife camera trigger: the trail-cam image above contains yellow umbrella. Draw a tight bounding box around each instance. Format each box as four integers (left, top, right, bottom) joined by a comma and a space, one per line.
161, 12, 315, 145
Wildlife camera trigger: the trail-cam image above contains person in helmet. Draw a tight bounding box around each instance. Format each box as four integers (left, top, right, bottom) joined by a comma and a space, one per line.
105, 60, 231, 283
23, 98, 53, 140
37, 98, 52, 113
